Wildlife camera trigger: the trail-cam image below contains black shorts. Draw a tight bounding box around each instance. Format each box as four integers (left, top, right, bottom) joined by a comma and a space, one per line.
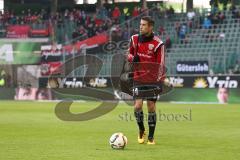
132, 84, 162, 102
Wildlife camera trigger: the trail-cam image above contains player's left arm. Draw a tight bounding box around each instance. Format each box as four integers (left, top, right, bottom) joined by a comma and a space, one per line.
155, 44, 166, 82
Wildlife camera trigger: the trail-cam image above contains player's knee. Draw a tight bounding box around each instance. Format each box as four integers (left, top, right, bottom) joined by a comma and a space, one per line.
147, 101, 156, 112
148, 106, 156, 112
134, 104, 143, 111
134, 99, 143, 111
147, 101, 155, 107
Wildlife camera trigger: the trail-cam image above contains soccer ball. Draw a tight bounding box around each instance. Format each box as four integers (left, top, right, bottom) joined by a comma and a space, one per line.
109, 132, 128, 149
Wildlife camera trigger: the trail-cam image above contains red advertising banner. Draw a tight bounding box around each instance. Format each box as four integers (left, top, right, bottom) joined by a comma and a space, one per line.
64, 33, 109, 53
30, 29, 49, 37
7, 25, 30, 38
41, 62, 63, 76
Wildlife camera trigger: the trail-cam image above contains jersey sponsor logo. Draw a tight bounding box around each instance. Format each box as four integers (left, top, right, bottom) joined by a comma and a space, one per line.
148, 44, 154, 51
137, 53, 152, 58
147, 50, 153, 54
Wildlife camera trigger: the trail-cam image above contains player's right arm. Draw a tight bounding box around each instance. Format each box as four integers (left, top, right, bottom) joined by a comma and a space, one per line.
127, 38, 134, 62
127, 36, 140, 63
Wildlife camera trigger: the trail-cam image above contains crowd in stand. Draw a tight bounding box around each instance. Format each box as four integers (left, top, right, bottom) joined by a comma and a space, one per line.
58, 5, 175, 43
0, 4, 176, 46
172, 3, 240, 44
0, 9, 49, 26
1, 3, 238, 40
0, 6, 145, 42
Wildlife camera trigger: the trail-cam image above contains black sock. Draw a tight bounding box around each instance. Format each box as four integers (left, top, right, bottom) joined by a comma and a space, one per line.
134, 110, 145, 133
148, 112, 157, 140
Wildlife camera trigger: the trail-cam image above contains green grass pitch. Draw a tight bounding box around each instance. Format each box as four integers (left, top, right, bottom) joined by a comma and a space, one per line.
0, 101, 239, 160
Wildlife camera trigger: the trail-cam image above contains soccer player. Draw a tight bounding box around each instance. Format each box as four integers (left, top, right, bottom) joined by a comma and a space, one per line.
127, 16, 166, 145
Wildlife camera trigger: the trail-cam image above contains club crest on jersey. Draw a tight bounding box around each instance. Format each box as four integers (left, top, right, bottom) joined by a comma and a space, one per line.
148, 44, 154, 50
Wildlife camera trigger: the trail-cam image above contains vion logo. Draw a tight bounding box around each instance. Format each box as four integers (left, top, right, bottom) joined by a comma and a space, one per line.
63, 78, 84, 88
207, 77, 238, 88
169, 77, 184, 87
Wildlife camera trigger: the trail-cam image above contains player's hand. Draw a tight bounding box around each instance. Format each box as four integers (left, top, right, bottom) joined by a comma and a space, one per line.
133, 54, 140, 63
127, 54, 133, 62
127, 54, 140, 63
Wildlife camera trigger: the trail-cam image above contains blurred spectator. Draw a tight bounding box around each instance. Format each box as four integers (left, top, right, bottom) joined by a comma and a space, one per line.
203, 17, 212, 29
165, 36, 172, 49
87, 23, 96, 37
64, 9, 69, 19
123, 7, 130, 20
188, 20, 193, 29
167, 6, 175, 16
78, 25, 88, 38
219, 0, 230, 10
209, 69, 214, 75
175, 22, 180, 36
179, 23, 187, 40
210, 2, 219, 15
210, 13, 219, 24
218, 12, 225, 23
187, 9, 196, 21
158, 26, 165, 37
219, 32, 225, 39
122, 26, 130, 40
41, 9, 48, 20
96, 5, 108, 20
112, 7, 121, 23
233, 59, 240, 74
123, 24, 131, 37
0, 69, 6, 87
183, 35, 190, 44
95, 25, 105, 35
0, 11, 3, 23
132, 7, 139, 17
151, 3, 163, 18
111, 26, 122, 42
231, 5, 240, 19
131, 27, 139, 35
140, 6, 148, 16
72, 29, 79, 40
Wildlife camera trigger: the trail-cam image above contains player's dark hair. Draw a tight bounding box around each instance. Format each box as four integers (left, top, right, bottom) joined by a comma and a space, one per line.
141, 16, 155, 26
